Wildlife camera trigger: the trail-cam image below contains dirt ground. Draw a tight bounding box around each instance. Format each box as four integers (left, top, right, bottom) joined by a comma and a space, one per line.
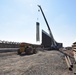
0, 50, 75, 75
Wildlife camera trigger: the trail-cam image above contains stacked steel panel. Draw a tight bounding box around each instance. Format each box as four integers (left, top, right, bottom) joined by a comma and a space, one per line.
41, 30, 52, 48
36, 22, 40, 41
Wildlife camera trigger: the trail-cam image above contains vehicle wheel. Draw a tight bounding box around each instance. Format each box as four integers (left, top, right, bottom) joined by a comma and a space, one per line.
33, 48, 37, 54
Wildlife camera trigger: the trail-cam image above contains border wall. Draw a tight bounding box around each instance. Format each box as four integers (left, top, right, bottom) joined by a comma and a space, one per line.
0, 40, 20, 48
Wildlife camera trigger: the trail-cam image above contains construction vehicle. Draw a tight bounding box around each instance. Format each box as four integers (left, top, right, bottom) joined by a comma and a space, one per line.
38, 5, 62, 49
17, 43, 37, 55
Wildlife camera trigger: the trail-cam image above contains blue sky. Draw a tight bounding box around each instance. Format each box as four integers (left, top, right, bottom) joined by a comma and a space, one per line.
0, 0, 76, 47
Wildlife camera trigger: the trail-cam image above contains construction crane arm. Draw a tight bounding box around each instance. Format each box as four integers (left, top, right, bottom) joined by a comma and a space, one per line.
38, 5, 56, 46
38, 5, 50, 33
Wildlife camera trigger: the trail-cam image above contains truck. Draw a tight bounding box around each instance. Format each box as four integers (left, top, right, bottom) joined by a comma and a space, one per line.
17, 43, 37, 55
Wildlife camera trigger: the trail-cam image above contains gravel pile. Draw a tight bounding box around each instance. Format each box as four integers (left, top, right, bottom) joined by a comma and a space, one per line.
0, 50, 74, 75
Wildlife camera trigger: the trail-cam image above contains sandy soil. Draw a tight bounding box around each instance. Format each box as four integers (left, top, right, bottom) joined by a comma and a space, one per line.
0, 50, 75, 75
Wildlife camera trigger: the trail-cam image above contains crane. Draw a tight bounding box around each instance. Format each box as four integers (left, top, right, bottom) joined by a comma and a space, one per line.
38, 5, 57, 49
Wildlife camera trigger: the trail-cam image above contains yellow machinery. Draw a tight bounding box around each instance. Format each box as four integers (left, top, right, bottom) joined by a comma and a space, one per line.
18, 43, 37, 55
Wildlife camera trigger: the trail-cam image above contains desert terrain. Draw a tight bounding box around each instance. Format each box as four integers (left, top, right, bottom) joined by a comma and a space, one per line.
0, 49, 75, 75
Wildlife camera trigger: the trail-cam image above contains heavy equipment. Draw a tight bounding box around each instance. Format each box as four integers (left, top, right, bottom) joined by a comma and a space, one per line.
38, 5, 62, 49
17, 43, 37, 55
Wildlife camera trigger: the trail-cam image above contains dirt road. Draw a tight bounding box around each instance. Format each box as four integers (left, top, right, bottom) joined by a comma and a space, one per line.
0, 50, 75, 75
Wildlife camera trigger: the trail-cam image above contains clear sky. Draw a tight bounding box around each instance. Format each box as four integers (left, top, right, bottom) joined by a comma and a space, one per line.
0, 0, 76, 47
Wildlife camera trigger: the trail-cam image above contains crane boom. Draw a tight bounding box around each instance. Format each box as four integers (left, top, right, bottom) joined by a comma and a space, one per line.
38, 5, 56, 47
